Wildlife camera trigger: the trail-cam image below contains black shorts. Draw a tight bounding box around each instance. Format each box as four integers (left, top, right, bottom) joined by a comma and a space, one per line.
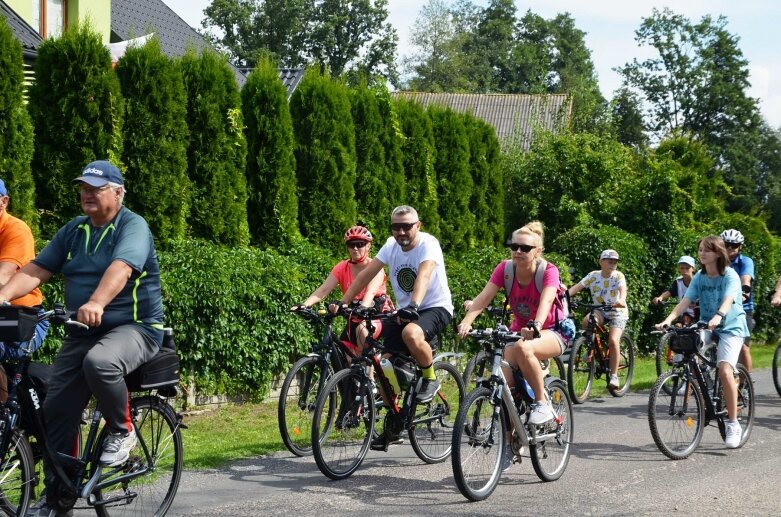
381, 307, 452, 354
744, 311, 755, 346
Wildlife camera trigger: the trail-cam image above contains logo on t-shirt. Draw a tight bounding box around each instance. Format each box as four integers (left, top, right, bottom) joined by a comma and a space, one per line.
396, 267, 417, 293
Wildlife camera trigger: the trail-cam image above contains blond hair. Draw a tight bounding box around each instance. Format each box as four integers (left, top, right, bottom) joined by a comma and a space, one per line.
512, 221, 544, 248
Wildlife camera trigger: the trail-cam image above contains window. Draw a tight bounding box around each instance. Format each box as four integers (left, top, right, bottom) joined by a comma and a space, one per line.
32, 0, 67, 38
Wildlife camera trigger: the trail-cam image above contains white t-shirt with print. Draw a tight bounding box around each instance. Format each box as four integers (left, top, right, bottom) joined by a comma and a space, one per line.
578, 270, 629, 316
376, 232, 453, 315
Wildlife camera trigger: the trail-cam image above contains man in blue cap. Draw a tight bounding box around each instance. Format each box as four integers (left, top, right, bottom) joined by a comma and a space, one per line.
0, 161, 165, 517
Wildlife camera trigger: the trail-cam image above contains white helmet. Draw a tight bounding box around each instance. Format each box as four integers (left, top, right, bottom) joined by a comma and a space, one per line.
720, 229, 744, 244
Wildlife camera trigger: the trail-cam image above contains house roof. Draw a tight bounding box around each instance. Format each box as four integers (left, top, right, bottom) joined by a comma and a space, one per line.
0, 0, 43, 57
390, 92, 572, 150
237, 67, 306, 99
111, 0, 246, 86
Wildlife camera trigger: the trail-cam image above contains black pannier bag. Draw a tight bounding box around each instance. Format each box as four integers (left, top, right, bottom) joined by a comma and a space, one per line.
0, 305, 39, 342
125, 328, 180, 392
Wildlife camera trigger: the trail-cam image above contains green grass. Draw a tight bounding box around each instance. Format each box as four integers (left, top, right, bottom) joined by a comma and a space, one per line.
180, 342, 779, 470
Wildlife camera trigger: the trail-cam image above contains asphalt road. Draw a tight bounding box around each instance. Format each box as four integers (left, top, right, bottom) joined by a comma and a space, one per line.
165, 368, 781, 516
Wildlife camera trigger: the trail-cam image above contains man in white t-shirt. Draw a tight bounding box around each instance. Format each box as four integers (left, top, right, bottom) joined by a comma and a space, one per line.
340, 205, 453, 450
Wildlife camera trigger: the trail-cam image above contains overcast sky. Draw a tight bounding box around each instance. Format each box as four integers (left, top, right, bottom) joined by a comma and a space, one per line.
162, 0, 781, 128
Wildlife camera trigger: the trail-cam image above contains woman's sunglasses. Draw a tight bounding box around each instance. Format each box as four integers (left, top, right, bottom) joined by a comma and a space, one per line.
508, 243, 536, 253
346, 241, 368, 249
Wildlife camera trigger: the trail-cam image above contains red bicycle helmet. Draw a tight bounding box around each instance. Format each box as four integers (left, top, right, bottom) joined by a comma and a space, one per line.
344, 226, 373, 243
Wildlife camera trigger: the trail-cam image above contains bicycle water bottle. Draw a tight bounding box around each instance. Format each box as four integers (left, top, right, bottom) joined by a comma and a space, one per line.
380, 358, 401, 396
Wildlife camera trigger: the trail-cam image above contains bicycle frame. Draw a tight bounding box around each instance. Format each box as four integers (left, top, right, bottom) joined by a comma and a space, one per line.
668, 344, 724, 425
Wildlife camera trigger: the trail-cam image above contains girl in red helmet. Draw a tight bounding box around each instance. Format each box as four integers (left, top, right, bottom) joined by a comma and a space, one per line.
294, 226, 393, 351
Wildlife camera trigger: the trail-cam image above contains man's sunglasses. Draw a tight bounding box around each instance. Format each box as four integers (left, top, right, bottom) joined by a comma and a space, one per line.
346, 241, 368, 249
390, 222, 418, 232
725, 243, 741, 249
508, 243, 536, 253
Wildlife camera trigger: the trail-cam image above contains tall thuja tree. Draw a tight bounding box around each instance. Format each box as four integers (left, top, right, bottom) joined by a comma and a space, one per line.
115, 38, 189, 244
0, 18, 36, 229
351, 82, 391, 231
394, 98, 439, 234
241, 56, 299, 247
465, 116, 503, 244
428, 105, 472, 250
290, 70, 356, 249
28, 23, 123, 236
376, 87, 406, 213
181, 48, 249, 246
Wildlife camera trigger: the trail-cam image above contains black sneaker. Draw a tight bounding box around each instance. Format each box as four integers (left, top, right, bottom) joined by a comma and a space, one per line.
370, 431, 404, 452
25, 498, 73, 517
415, 378, 440, 402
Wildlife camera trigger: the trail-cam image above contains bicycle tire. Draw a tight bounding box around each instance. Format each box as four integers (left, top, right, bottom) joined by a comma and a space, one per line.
311, 369, 374, 480
278, 355, 333, 457
462, 350, 490, 389
717, 364, 754, 448
648, 370, 704, 460
567, 337, 594, 404
0, 429, 34, 516
608, 335, 635, 397
548, 355, 565, 380
773, 343, 781, 397
655, 333, 672, 379
409, 362, 465, 464
451, 387, 505, 502
92, 396, 183, 517
529, 378, 573, 481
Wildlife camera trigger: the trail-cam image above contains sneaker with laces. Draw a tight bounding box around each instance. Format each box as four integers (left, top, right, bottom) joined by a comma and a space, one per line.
608, 374, 620, 389
415, 378, 440, 402
100, 429, 137, 467
528, 402, 555, 425
370, 430, 404, 451
25, 498, 72, 517
724, 420, 742, 449
501, 444, 515, 472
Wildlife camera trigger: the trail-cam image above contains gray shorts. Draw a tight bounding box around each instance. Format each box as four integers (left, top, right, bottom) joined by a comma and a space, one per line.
595, 309, 628, 330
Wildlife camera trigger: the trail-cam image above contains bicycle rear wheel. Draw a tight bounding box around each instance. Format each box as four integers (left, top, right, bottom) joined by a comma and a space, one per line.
278, 355, 333, 457
567, 337, 594, 404
608, 335, 635, 397
409, 362, 465, 464
718, 364, 754, 448
311, 369, 374, 480
530, 378, 573, 481
0, 428, 34, 516
93, 396, 183, 517
655, 333, 673, 378
451, 387, 505, 502
648, 370, 704, 460
462, 350, 490, 389
773, 343, 781, 397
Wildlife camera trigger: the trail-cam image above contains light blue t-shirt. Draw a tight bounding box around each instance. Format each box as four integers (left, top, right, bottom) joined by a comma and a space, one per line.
684, 268, 749, 337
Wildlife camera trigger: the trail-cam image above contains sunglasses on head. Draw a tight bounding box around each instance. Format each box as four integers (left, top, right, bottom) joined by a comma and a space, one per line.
390, 222, 417, 232
346, 241, 368, 249
509, 243, 536, 253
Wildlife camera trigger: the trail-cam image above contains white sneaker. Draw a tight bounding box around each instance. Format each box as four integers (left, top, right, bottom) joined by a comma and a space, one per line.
608, 374, 620, 389
528, 402, 555, 425
100, 429, 137, 466
724, 421, 742, 449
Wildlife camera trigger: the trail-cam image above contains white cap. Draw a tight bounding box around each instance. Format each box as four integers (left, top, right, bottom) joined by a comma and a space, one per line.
678, 255, 696, 268
600, 249, 620, 260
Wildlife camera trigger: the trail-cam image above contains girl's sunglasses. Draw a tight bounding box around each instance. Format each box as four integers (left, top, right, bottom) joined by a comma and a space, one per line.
508, 243, 536, 253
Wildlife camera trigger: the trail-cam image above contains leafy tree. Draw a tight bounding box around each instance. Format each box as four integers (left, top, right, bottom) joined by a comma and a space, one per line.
394, 98, 439, 234
610, 88, 648, 148
0, 18, 37, 229
28, 23, 124, 236
181, 48, 249, 246
289, 70, 357, 249
759, 124, 781, 233
115, 38, 189, 244
241, 57, 299, 247
428, 105, 472, 250
202, 0, 309, 68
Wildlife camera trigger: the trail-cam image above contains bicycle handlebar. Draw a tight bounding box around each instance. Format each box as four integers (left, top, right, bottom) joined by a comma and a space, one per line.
571, 301, 616, 312
466, 327, 522, 343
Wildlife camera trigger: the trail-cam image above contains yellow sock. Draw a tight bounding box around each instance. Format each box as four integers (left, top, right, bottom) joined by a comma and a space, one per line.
422, 364, 436, 381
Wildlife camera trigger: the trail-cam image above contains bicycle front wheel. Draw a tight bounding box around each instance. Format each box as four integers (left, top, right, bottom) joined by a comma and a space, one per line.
0, 428, 34, 516
409, 362, 465, 464
773, 343, 781, 397
530, 378, 573, 482
648, 370, 704, 460
608, 335, 635, 397
93, 396, 184, 517
567, 337, 594, 404
311, 369, 374, 480
462, 350, 490, 389
451, 387, 505, 502
278, 355, 332, 457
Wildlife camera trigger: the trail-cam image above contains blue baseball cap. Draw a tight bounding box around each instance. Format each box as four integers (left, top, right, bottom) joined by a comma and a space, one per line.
72, 160, 124, 187
0, 179, 7, 196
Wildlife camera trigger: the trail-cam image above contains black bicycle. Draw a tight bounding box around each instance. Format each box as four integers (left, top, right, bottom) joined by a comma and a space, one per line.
278, 306, 357, 457
0, 304, 184, 516
567, 301, 634, 403
773, 340, 781, 397
648, 324, 755, 459
311, 307, 465, 480
451, 324, 573, 502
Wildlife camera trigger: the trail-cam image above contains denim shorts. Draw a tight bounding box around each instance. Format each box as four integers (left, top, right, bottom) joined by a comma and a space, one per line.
595, 309, 628, 330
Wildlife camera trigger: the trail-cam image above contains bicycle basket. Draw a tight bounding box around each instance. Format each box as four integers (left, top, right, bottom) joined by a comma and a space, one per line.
668, 332, 701, 354
0, 305, 39, 342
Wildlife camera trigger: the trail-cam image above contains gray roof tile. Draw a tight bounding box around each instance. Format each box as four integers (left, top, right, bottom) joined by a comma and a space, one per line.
0, 0, 43, 52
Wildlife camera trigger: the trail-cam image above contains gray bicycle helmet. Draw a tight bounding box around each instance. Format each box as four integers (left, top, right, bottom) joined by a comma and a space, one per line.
720, 229, 744, 244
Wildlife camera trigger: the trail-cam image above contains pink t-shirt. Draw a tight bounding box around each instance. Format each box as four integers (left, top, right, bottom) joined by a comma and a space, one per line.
330, 260, 388, 301
488, 260, 561, 332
